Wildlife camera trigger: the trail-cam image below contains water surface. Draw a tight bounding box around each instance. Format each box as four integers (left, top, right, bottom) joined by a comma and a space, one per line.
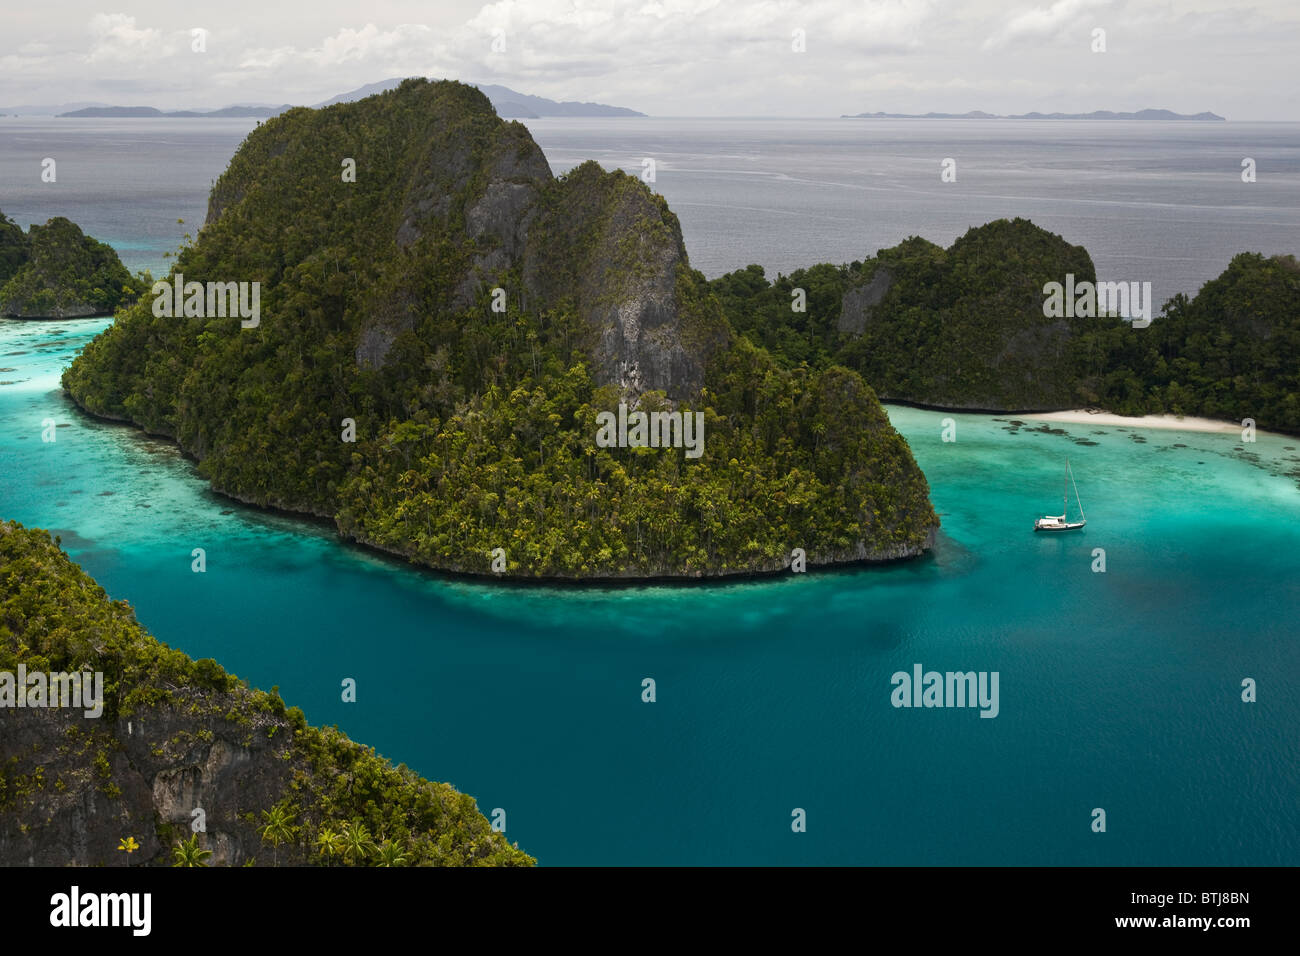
3, 316, 1296, 865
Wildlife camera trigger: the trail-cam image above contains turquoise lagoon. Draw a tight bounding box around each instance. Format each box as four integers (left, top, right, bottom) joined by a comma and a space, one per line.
1, 316, 1297, 865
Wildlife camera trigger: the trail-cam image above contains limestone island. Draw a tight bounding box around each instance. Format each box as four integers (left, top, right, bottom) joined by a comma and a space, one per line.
61, 78, 940, 580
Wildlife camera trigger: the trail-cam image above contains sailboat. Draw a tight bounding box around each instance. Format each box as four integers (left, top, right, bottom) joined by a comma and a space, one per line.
1034, 458, 1086, 532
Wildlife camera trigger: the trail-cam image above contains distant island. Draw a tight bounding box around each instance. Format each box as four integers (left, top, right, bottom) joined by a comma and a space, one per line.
842, 108, 1225, 121
55, 79, 645, 120
58, 105, 290, 118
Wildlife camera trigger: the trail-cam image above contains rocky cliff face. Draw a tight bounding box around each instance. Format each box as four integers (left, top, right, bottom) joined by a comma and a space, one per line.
198, 81, 717, 396
837, 265, 894, 336
357, 106, 557, 370
372, 102, 724, 397
523, 161, 727, 399
2, 694, 294, 866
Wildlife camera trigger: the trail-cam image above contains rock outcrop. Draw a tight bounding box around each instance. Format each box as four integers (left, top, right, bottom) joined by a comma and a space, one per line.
0, 519, 535, 866
837, 265, 894, 336
523, 161, 727, 398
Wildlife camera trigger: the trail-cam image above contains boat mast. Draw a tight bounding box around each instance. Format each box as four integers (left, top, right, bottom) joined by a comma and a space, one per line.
1070, 459, 1086, 522
1063, 457, 1069, 518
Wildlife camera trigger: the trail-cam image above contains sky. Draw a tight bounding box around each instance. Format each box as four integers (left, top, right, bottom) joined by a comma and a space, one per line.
2, 0, 1298, 119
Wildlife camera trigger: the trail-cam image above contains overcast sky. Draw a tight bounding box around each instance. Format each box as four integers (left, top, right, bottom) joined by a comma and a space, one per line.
3, 0, 1297, 119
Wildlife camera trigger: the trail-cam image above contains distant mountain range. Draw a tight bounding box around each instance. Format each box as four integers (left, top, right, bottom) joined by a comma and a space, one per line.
27, 79, 644, 120
0, 101, 111, 116
842, 108, 1226, 121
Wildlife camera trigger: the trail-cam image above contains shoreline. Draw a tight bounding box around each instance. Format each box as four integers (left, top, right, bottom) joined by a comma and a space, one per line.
59, 389, 938, 587
882, 402, 1297, 439
1015, 409, 1246, 435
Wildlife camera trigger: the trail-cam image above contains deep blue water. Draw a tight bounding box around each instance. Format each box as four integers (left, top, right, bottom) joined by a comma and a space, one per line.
3, 317, 1298, 865
3, 116, 1298, 312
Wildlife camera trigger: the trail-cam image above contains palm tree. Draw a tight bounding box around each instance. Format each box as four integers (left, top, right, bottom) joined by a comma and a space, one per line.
259, 805, 298, 866
374, 839, 409, 867
339, 820, 376, 866
172, 834, 212, 867
314, 826, 344, 865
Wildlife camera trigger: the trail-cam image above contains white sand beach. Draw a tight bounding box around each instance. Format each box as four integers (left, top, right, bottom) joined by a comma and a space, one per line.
1017, 409, 1245, 435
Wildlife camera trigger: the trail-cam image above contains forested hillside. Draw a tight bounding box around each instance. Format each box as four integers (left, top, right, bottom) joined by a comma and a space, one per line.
710, 222, 1299, 432
63, 78, 939, 578
0, 519, 534, 867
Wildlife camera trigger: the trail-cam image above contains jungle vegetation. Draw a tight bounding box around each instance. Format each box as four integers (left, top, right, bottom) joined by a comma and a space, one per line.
62, 78, 939, 577
0, 518, 534, 867
0, 212, 142, 318
709, 221, 1300, 432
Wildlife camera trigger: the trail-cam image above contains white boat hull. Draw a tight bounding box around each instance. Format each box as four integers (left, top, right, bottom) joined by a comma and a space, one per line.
1034, 518, 1086, 532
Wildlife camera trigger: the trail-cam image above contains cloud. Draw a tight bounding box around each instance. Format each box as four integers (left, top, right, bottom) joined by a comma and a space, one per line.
982, 0, 1114, 50
238, 23, 440, 83
87, 13, 170, 62
457, 0, 933, 78
303, 23, 435, 67
0, 1, 1296, 118
237, 46, 297, 71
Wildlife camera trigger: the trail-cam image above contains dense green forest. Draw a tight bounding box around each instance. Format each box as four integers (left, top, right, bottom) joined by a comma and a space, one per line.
0, 518, 534, 867
711, 219, 1099, 410
0, 211, 28, 286
709, 221, 1300, 432
62, 78, 939, 577
0, 212, 141, 318
1072, 252, 1300, 425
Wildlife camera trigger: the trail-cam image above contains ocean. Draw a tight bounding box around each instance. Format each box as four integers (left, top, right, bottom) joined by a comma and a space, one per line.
1, 116, 1298, 865
3, 115, 1299, 309
2, 317, 1297, 865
